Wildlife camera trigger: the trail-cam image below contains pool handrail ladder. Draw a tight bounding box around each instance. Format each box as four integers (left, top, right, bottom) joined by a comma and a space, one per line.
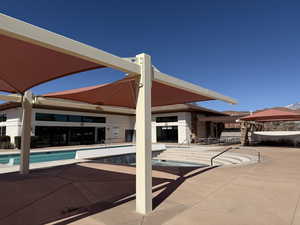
210, 146, 233, 166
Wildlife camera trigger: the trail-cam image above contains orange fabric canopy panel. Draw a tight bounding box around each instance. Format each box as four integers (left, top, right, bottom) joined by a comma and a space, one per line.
44, 77, 214, 108
0, 33, 104, 93
240, 109, 300, 122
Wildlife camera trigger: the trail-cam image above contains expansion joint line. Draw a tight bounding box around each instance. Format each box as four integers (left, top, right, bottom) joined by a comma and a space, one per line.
140, 215, 145, 225
290, 192, 300, 225
190, 162, 261, 211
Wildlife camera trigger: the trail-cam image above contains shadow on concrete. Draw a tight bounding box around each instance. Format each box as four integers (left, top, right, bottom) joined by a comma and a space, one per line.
0, 162, 216, 225
152, 165, 218, 209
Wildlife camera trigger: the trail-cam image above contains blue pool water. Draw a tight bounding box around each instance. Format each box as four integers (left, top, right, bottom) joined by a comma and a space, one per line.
151, 159, 206, 167
0, 145, 133, 165
0, 145, 205, 168
98, 154, 206, 167
129, 159, 205, 167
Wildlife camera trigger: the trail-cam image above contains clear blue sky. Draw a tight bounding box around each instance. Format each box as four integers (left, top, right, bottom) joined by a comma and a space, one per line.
2, 0, 300, 112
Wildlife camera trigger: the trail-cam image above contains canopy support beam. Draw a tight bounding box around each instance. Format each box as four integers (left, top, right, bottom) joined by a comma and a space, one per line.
0, 13, 140, 74
153, 70, 237, 105
35, 96, 135, 114
0, 94, 21, 102
135, 53, 152, 214
20, 91, 33, 174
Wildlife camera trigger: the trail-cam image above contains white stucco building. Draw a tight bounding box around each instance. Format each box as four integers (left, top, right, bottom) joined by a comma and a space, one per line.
0, 102, 226, 147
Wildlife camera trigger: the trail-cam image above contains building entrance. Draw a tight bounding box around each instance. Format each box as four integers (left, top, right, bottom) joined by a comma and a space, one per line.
35, 126, 96, 147
156, 126, 178, 143
97, 127, 106, 143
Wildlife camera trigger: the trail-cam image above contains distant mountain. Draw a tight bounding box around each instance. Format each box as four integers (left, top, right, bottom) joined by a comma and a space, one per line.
286, 102, 300, 110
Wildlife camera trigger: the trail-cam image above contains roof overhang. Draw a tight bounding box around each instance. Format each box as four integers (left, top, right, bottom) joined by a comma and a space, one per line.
152, 103, 227, 115
197, 115, 240, 123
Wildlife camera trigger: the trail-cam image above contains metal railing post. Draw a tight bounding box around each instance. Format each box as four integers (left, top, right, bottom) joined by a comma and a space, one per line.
210, 146, 233, 166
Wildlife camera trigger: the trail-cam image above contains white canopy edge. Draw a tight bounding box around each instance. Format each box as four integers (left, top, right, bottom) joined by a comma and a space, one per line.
254, 131, 300, 136
0, 13, 237, 106
34, 96, 136, 114
0, 13, 140, 74
153, 70, 237, 105
0, 94, 22, 102
0, 94, 135, 114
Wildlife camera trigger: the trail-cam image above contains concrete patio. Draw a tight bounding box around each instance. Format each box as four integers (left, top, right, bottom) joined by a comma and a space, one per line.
0, 146, 299, 225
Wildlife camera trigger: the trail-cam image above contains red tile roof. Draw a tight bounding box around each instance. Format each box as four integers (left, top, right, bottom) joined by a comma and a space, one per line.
240, 109, 300, 122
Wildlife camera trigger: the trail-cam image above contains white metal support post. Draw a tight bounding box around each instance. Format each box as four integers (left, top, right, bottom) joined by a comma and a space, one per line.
20, 91, 33, 174
135, 53, 153, 214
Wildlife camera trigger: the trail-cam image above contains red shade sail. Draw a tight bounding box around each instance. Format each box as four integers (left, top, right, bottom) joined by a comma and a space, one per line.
0, 34, 104, 93
240, 109, 300, 122
0, 13, 237, 108
44, 77, 215, 108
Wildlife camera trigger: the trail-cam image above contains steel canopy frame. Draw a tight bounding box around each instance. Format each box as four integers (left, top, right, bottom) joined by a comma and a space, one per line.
0, 13, 237, 215
34, 97, 136, 114
0, 13, 237, 105
152, 70, 237, 104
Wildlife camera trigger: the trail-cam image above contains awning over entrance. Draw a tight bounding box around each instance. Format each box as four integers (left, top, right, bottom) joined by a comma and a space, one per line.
240, 109, 300, 122
44, 77, 220, 108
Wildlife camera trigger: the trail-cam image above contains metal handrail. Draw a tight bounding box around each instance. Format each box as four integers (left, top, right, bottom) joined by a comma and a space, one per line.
239, 146, 261, 163
210, 146, 233, 166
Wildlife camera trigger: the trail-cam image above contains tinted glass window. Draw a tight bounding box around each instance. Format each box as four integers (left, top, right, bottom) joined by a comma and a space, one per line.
35, 113, 106, 123
0, 126, 6, 136
82, 116, 106, 123
69, 115, 82, 122
0, 114, 7, 122
36, 113, 54, 121
36, 113, 68, 122
156, 116, 178, 123
53, 114, 68, 122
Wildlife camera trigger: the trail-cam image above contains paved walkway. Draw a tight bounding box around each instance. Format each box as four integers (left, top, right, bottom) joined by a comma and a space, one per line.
0, 146, 299, 225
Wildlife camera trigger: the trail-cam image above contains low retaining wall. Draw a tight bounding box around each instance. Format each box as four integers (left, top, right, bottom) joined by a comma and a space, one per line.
252, 131, 300, 146
75, 144, 166, 160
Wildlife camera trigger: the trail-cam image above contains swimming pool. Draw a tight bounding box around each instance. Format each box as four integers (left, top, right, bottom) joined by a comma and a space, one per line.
0, 145, 134, 165
0, 144, 202, 168
97, 153, 206, 167
129, 159, 206, 167
151, 159, 206, 167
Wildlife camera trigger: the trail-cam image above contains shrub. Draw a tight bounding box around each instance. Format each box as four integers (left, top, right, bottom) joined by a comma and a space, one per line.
0, 136, 13, 149
0, 136, 11, 143
14, 136, 21, 149
14, 136, 40, 149
0, 142, 14, 149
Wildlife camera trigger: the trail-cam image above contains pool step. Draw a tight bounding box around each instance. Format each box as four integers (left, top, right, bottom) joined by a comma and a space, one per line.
160, 153, 253, 164
155, 148, 257, 166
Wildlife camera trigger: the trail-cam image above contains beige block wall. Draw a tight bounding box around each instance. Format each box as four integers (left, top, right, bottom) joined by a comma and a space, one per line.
197, 121, 207, 138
